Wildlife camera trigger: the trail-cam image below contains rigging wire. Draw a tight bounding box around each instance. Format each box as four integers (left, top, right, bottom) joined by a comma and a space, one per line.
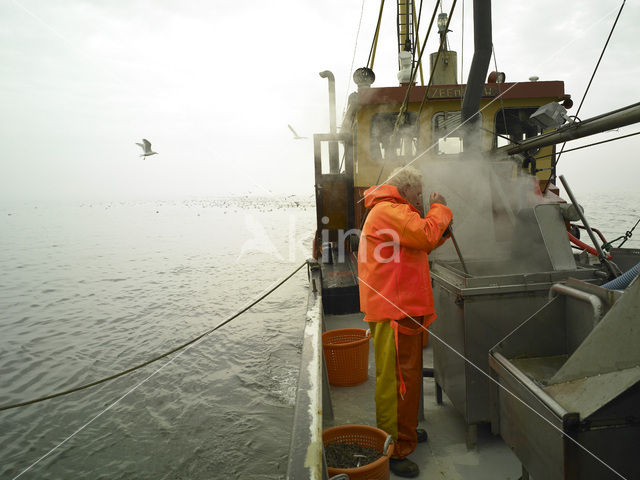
460, 0, 464, 86
368, 0, 386, 69
603, 214, 640, 250
343, 0, 367, 119
360, 2, 628, 207
358, 272, 630, 480
524, 130, 640, 162
411, 0, 425, 85
419, 320, 629, 480
542, 0, 626, 193
479, 125, 520, 145
416, 0, 457, 118
0, 261, 308, 412
492, 44, 509, 145
374, 0, 443, 184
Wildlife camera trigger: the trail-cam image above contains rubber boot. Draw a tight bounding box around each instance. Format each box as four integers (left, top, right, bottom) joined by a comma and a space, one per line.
389, 457, 419, 478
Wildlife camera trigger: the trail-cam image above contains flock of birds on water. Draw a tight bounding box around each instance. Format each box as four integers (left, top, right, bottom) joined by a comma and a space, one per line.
73, 196, 315, 216
124, 128, 312, 214
8, 128, 309, 217
135, 125, 306, 159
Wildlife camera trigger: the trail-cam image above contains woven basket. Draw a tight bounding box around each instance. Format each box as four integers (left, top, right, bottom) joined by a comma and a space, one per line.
323, 424, 393, 480
322, 328, 370, 386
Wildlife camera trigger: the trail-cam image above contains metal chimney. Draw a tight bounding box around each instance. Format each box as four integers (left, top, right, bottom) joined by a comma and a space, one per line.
461, 0, 492, 128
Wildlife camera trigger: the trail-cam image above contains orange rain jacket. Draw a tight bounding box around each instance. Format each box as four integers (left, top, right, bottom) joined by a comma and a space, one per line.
358, 184, 453, 325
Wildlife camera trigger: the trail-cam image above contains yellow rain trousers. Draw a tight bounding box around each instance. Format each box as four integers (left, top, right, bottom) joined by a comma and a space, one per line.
369, 316, 425, 459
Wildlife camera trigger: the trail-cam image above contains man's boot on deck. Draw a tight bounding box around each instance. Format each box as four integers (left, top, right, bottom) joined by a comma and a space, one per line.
389, 457, 419, 478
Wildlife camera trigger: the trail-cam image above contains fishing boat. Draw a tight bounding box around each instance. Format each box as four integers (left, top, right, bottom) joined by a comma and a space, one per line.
286, 0, 640, 478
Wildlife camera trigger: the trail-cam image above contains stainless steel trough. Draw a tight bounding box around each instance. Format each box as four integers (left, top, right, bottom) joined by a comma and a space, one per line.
430, 204, 602, 447
489, 276, 640, 480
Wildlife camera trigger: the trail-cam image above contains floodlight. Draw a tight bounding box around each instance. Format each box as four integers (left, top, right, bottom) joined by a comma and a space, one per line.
529, 102, 573, 130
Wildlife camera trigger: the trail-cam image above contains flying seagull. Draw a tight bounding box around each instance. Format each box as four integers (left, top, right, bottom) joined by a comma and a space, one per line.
287, 124, 307, 140
136, 139, 158, 158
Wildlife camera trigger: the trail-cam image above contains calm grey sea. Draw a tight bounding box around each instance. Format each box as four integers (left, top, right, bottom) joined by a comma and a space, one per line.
576, 190, 640, 251
1, 196, 316, 480
1, 191, 638, 479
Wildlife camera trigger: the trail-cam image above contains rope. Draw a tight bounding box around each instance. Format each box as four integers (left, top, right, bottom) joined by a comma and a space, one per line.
416, 0, 457, 118
359, 2, 629, 207
460, 0, 464, 86
375, 0, 442, 184
479, 125, 518, 145
603, 215, 640, 250
623, 217, 640, 246
368, 0, 386, 69
343, 0, 367, 119
0, 261, 308, 412
543, 0, 626, 193
358, 274, 630, 480
411, 0, 425, 85
492, 44, 509, 145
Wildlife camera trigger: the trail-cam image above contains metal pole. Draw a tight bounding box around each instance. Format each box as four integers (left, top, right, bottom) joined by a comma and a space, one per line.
504, 102, 640, 156
448, 226, 469, 275
319, 70, 340, 173
558, 175, 619, 278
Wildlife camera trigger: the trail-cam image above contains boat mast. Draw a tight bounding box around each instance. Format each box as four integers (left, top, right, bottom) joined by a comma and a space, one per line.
397, 0, 415, 66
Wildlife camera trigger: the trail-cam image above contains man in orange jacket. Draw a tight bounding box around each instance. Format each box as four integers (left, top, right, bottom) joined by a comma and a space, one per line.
357, 165, 452, 478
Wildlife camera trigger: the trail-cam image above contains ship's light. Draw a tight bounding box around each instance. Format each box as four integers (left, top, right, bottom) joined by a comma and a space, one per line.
530, 102, 573, 130
437, 13, 448, 33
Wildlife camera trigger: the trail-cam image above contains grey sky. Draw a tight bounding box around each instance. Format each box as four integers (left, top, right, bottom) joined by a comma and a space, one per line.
1, 0, 638, 201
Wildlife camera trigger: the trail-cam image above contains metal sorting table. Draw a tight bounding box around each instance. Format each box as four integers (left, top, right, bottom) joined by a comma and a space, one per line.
489, 277, 640, 480
430, 259, 600, 447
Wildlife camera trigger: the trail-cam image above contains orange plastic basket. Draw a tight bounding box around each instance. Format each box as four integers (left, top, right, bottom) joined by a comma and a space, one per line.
323, 424, 394, 480
322, 328, 370, 386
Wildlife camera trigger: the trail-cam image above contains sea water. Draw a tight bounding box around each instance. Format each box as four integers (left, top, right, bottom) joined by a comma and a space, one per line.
1, 196, 316, 480
1, 191, 638, 479
576, 190, 640, 251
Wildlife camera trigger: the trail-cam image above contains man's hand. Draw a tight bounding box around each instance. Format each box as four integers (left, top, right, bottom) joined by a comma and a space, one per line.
429, 192, 447, 206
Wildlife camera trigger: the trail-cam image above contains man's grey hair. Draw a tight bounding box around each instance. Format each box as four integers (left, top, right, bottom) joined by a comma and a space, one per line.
385, 166, 423, 192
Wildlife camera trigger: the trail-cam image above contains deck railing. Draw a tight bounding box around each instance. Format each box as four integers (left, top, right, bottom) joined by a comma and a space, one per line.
286, 260, 329, 480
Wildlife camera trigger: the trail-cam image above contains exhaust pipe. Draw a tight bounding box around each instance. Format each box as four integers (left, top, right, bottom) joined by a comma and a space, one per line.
319, 70, 340, 173
461, 0, 492, 127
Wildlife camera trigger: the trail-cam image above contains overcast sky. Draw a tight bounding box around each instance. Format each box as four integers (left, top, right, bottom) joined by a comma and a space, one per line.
1, 0, 638, 201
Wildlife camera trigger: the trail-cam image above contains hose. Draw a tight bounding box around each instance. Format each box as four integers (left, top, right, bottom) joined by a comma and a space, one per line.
568, 232, 612, 260
601, 262, 639, 290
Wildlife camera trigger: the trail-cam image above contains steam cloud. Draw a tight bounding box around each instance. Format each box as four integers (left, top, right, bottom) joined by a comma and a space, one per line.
417, 145, 555, 275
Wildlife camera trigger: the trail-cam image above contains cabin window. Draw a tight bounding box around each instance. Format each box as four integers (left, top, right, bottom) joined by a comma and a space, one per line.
431, 111, 477, 154
370, 112, 419, 162
494, 107, 541, 148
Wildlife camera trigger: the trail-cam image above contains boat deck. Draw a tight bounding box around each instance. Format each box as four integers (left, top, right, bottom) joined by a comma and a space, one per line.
324, 312, 523, 480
